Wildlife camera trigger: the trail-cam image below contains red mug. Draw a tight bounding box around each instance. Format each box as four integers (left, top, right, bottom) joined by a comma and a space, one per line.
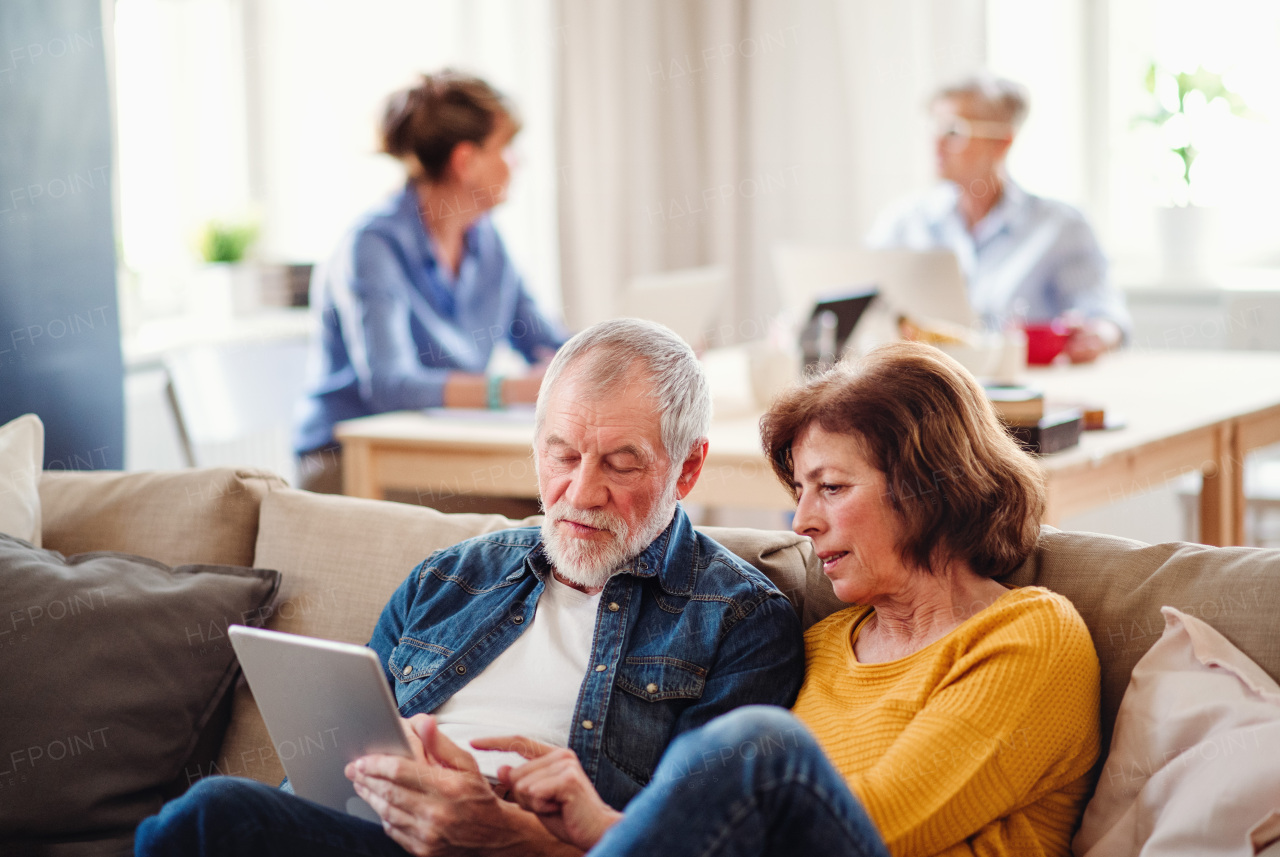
1022, 321, 1073, 365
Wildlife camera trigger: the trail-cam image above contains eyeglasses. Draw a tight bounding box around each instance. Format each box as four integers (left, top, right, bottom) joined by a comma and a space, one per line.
933, 116, 1013, 150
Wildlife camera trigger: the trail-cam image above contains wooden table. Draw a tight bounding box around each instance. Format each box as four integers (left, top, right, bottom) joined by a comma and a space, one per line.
336, 350, 1280, 546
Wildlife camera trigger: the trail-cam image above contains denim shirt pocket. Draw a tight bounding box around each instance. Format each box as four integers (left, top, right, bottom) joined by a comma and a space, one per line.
387, 638, 453, 707
605, 656, 707, 784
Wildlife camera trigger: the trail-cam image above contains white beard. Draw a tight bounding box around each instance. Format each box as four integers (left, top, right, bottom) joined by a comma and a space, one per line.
540, 490, 679, 590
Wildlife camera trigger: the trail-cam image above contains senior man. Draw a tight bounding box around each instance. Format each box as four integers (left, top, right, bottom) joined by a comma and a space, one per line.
868, 74, 1130, 362
136, 318, 805, 857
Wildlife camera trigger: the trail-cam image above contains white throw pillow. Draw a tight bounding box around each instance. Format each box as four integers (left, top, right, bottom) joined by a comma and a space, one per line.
0, 413, 43, 547
1074, 606, 1280, 857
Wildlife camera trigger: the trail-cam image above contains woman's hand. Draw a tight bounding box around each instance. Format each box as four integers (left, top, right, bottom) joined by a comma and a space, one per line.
500, 374, 543, 405
472, 735, 623, 851
500, 349, 555, 405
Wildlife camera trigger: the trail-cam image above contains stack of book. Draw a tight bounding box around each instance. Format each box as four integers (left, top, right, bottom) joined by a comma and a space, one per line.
983, 386, 1082, 454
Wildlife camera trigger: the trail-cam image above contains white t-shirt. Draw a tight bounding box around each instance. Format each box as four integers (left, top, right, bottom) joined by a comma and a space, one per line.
433, 572, 601, 775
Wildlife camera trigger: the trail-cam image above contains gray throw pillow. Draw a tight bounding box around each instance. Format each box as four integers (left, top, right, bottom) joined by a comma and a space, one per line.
0, 534, 281, 851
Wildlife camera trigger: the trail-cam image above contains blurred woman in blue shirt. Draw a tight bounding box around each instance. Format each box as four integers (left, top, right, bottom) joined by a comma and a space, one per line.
295, 71, 566, 491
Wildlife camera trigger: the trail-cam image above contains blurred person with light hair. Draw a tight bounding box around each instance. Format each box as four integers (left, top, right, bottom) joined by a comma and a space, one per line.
868, 74, 1129, 363
294, 70, 566, 493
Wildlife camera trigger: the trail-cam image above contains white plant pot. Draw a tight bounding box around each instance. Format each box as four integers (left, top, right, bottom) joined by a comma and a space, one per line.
1155, 204, 1218, 283
189, 264, 261, 319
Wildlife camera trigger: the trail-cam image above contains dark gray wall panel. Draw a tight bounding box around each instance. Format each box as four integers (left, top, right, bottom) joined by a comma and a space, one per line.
0, 0, 123, 469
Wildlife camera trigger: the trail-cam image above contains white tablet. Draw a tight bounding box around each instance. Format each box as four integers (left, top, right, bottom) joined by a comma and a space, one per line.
228, 625, 412, 822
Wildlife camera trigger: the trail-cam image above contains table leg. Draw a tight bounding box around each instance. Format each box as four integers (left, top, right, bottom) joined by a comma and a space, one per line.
1200, 421, 1245, 546
341, 439, 380, 499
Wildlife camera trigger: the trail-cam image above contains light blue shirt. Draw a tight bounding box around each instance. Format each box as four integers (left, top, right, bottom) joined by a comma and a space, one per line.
867, 180, 1130, 335
294, 184, 566, 453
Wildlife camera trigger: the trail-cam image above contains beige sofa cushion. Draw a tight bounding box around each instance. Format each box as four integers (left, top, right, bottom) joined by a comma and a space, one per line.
216, 490, 816, 785
39, 468, 286, 568
0, 413, 44, 546
1006, 529, 1280, 746
1074, 607, 1280, 857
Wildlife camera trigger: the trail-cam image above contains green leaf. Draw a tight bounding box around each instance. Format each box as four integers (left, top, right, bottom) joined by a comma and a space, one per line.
198, 220, 259, 264
1173, 145, 1197, 187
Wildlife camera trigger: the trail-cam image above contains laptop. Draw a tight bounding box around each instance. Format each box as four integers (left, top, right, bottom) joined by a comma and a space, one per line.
809, 287, 879, 351
228, 625, 412, 822
799, 287, 879, 369
623, 265, 728, 349
773, 246, 977, 330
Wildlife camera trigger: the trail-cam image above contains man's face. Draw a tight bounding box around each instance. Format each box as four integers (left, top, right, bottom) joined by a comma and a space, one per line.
535, 367, 679, 590
932, 94, 1013, 187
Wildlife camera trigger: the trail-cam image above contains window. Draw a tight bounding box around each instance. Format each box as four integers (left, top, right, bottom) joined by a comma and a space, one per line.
113, 0, 560, 318
1106, 0, 1280, 270
988, 0, 1280, 275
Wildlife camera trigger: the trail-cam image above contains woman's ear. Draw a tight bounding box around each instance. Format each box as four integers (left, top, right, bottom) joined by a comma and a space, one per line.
446, 140, 479, 182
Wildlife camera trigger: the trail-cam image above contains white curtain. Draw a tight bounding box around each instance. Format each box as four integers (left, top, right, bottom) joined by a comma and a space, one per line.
554, 0, 985, 338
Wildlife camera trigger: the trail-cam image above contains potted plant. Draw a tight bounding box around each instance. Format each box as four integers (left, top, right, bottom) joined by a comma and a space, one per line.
190, 218, 260, 318
1135, 63, 1253, 281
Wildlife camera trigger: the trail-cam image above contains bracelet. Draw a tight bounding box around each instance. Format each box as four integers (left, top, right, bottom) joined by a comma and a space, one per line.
487, 374, 505, 410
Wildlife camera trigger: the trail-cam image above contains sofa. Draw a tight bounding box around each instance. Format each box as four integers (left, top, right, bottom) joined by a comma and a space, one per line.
9, 466, 1280, 855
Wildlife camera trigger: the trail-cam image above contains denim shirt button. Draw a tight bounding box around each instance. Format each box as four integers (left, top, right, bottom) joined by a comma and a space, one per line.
513, 615, 524, 624
646, 682, 658, 693
402, 665, 412, 676
595, 664, 607, 672
607, 602, 620, 612
581, 720, 594, 730
455, 664, 467, 675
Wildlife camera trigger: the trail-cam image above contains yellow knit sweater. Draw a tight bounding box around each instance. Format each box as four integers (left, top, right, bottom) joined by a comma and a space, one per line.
791, 586, 1100, 857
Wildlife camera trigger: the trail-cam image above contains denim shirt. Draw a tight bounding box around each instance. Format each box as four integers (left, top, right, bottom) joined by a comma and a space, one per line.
294, 184, 566, 453
367, 505, 805, 810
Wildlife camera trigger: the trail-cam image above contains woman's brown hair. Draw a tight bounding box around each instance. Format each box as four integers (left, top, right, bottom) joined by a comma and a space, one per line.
381, 70, 520, 181
760, 341, 1046, 578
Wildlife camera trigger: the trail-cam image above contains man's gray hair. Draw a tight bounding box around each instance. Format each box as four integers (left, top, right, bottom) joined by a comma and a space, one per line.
935, 73, 1030, 129
534, 318, 711, 465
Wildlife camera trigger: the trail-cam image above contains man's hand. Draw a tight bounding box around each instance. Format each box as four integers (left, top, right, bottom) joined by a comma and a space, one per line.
345, 714, 522, 856
1064, 318, 1122, 363
473, 735, 623, 852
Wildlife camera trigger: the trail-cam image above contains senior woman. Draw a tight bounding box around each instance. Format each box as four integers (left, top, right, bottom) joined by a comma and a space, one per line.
474, 341, 1100, 856
294, 70, 566, 492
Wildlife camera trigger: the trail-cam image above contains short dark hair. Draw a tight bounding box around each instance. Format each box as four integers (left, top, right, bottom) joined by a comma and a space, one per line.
759, 341, 1045, 578
380, 69, 521, 181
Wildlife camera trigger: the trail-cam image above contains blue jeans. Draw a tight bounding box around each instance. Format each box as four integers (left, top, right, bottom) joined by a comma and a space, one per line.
136, 709, 886, 857
134, 777, 408, 856
591, 706, 889, 857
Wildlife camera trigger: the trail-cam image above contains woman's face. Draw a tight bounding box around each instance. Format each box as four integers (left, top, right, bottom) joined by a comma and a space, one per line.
789, 425, 912, 605
464, 114, 518, 210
